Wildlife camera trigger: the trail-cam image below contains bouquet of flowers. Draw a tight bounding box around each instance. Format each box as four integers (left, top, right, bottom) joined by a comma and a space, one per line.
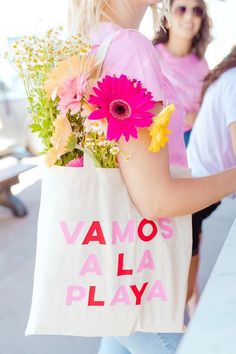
9, 28, 173, 168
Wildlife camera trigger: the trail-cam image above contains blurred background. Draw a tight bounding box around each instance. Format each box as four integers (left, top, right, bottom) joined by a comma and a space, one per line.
0, 1, 236, 353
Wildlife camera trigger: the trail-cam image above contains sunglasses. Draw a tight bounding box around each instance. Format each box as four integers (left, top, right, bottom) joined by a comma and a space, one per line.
173, 5, 205, 18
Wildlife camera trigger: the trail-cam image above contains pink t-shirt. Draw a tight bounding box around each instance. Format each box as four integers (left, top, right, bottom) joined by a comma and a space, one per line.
155, 43, 209, 132
92, 22, 187, 167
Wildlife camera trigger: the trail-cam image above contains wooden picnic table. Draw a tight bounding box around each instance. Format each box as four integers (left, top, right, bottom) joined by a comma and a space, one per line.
0, 158, 34, 217
0, 80, 35, 217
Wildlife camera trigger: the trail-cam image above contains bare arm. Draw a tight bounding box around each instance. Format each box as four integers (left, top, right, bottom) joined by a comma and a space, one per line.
118, 107, 236, 219
229, 122, 236, 157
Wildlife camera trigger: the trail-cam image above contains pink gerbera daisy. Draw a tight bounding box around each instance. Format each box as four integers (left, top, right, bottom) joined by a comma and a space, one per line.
88, 75, 156, 141
58, 75, 87, 115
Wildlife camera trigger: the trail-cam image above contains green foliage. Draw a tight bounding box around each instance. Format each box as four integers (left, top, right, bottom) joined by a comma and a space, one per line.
9, 28, 90, 149
8, 28, 119, 168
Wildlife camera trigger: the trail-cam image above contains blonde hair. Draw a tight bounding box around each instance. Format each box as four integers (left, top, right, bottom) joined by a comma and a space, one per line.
68, 0, 108, 36
68, 0, 170, 37
151, 1, 170, 32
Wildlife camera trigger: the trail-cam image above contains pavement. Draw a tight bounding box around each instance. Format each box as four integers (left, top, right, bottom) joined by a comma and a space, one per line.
0, 163, 236, 354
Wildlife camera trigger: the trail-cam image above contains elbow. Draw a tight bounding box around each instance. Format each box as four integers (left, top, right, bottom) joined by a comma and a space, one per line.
141, 211, 159, 221
130, 183, 175, 219
137, 202, 166, 220
133, 189, 173, 219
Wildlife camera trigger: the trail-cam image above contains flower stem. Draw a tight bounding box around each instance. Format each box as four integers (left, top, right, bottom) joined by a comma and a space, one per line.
75, 144, 102, 168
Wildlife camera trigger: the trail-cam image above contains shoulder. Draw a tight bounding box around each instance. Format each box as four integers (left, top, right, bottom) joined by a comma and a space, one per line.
211, 68, 236, 97
199, 57, 209, 73
116, 28, 151, 44
220, 69, 236, 125
195, 56, 209, 77
154, 42, 164, 51
220, 67, 236, 85
103, 29, 165, 102
190, 54, 209, 74
113, 29, 157, 56
219, 68, 236, 101
154, 43, 166, 59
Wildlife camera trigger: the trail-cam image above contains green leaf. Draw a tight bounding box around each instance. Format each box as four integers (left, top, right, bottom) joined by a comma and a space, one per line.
30, 123, 42, 133
66, 135, 77, 150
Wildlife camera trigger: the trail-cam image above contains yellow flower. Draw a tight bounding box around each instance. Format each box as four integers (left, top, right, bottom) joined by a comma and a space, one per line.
148, 104, 175, 153
44, 54, 100, 100
45, 115, 74, 166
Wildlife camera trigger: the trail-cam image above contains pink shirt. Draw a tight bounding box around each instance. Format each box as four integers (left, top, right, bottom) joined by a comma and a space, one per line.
155, 43, 209, 132
92, 22, 187, 167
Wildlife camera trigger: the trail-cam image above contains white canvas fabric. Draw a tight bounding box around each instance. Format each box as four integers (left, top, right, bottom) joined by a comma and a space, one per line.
25, 158, 192, 337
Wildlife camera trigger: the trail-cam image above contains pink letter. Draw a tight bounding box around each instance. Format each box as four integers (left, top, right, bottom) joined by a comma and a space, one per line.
112, 220, 135, 244
137, 250, 155, 273
60, 221, 85, 244
110, 285, 132, 306
79, 254, 103, 276
147, 280, 167, 302
66, 285, 86, 305
158, 218, 173, 240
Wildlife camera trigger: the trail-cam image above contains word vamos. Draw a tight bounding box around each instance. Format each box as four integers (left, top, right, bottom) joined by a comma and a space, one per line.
60, 218, 174, 245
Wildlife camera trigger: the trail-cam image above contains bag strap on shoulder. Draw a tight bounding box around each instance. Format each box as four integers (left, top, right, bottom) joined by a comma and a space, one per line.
95, 31, 118, 78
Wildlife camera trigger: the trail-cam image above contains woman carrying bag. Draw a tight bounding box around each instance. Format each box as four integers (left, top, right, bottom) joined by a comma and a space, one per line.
25, 1, 236, 354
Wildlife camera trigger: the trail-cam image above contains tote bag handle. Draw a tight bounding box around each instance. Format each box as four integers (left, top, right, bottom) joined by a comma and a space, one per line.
94, 31, 118, 79
84, 31, 118, 167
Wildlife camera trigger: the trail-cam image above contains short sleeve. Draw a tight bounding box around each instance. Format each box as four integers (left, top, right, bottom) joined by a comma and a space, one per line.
222, 73, 236, 127
200, 58, 209, 77
102, 29, 164, 102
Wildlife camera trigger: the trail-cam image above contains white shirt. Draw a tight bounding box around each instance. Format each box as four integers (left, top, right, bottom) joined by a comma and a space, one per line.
187, 67, 236, 178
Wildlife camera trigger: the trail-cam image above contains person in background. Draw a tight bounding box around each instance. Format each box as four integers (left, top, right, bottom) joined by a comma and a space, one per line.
68, 0, 236, 353
153, 0, 211, 306
153, 0, 211, 147
187, 47, 236, 305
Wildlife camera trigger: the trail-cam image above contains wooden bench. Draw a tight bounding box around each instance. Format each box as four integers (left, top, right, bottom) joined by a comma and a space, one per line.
0, 159, 34, 217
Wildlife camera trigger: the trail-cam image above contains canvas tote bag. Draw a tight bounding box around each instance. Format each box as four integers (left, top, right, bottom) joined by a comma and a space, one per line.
25, 157, 192, 336
25, 33, 192, 337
